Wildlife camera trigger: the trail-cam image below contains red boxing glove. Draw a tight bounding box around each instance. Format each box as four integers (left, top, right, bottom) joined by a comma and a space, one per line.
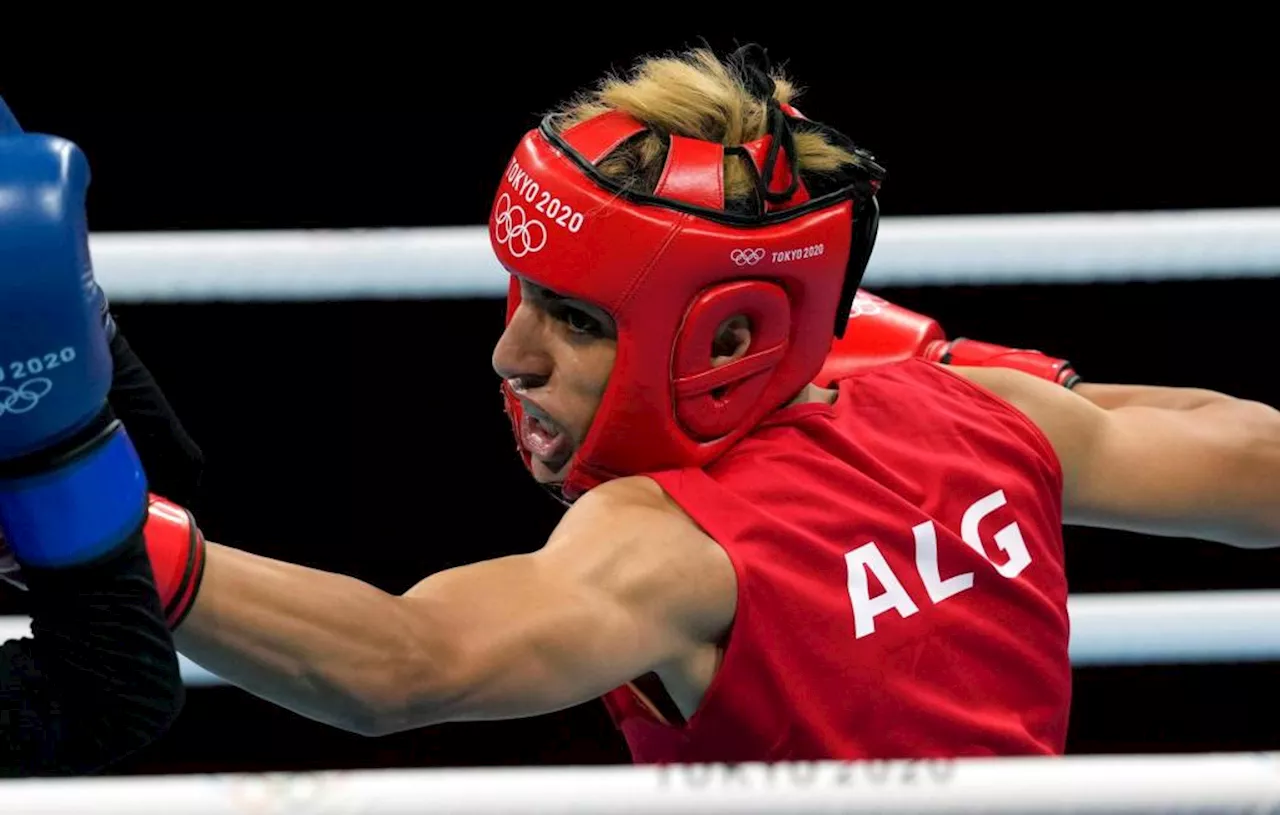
144, 494, 207, 629
815, 290, 946, 386
816, 289, 1081, 389
0, 493, 206, 629
923, 337, 1081, 389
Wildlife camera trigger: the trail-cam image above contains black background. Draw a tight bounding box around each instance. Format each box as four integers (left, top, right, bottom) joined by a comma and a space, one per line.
2, 32, 1278, 774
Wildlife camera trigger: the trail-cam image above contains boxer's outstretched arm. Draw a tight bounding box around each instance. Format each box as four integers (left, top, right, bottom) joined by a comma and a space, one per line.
1071, 382, 1242, 412
175, 479, 734, 735
954, 367, 1280, 548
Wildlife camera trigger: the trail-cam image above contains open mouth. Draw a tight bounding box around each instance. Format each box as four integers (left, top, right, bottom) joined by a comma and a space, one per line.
519, 409, 574, 473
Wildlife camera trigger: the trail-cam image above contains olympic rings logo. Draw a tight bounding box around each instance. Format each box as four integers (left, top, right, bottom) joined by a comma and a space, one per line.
493, 193, 548, 258
849, 291, 886, 319
731, 248, 766, 266
0, 378, 53, 417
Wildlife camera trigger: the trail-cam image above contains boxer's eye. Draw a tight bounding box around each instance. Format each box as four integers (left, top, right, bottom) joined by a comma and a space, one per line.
556, 305, 605, 337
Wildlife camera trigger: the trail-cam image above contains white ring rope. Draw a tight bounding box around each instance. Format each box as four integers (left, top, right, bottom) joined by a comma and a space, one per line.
1, 589, 1277, 687
1, 752, 1279, 813
90, 207, 1280, 302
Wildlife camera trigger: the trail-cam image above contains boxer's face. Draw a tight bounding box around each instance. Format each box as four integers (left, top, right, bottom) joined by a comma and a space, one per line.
492, 278, 617, 485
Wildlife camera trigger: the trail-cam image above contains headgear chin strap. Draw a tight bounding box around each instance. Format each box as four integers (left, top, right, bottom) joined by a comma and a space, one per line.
490, 72, 884, 504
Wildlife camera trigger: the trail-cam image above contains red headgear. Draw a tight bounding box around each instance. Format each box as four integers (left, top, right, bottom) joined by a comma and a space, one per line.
490, 71, 884, 504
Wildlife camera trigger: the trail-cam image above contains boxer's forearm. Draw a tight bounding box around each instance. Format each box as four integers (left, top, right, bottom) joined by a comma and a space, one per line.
175, 543, 439, 735
1072, 383, 1239, 412
1074, 387, 1280, 548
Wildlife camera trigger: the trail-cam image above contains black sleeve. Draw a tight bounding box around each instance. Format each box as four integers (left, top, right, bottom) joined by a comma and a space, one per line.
0, 530, 184, 777
107, 328, 205, 510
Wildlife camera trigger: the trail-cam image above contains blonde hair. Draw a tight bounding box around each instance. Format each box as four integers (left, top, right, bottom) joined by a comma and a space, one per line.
548, 46, 868, 212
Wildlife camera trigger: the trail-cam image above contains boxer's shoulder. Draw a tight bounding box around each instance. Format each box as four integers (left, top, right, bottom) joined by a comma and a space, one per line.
552, 470, 711, 539
546, 476, 736, 641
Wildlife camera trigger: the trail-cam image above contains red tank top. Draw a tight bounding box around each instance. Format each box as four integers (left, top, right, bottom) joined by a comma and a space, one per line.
601, 359, 1070, 762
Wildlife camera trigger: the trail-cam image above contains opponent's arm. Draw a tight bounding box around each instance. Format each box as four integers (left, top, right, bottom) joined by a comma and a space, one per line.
0, 529, 183, 777
0, 113, 183, 775
955, 367, 1280, 549
102, 325, 205, 509
173, 479, 734, 735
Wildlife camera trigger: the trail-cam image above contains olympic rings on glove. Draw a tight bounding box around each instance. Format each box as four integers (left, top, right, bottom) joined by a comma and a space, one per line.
0, 378, 53, 417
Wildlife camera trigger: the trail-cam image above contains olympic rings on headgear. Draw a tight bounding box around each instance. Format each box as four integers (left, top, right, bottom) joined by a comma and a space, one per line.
493, 193, 548, 258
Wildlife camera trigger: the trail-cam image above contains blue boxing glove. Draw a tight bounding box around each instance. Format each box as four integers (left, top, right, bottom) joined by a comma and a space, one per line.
0, 97, 116, 341
0, 119, 149, 568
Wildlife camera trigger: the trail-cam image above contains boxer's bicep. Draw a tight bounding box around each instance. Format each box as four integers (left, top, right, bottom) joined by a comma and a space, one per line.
392, 483, 735, 728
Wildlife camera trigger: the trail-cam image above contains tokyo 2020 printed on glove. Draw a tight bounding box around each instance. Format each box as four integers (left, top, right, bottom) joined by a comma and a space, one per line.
0, 125, 149, 568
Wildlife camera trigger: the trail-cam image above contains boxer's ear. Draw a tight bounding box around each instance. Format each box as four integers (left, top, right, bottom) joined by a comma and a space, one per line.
711, 316, 752, 367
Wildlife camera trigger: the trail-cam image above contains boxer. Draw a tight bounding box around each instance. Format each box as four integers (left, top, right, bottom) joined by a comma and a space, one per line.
9, 46, 1279, 763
